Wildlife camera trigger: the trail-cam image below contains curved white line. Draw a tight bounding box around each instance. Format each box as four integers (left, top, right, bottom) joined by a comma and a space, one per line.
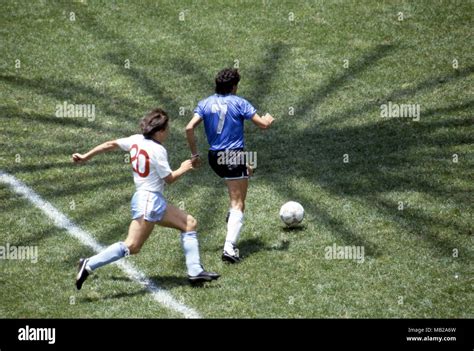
0, 171, 201, 319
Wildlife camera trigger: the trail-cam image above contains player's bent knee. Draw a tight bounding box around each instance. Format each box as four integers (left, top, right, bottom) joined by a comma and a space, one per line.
186, 215, 197, 232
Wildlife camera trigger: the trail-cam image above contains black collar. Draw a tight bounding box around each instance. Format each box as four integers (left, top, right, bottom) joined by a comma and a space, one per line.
144, 135, 162, 145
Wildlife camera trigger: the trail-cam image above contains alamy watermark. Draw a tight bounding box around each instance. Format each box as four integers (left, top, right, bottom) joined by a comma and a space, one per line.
217, 150, 257, 168
325, 244, 364, 263
0, 243, 38, 263
18, 325, 55, 344
380, 101, 420, 121
55, 101, 95, 122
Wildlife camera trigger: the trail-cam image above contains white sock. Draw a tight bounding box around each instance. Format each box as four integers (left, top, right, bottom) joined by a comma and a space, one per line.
87, 242, 130, 271
224, 209, 243, 254
180, 231, 202, 276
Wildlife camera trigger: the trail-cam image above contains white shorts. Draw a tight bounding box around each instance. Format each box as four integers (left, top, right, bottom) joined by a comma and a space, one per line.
131, 190, 167, 222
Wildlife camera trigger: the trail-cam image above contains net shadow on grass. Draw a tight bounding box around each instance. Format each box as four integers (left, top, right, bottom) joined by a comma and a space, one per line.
245, 42, 291, 109
0, 75, 141, 130
318, 66, 474, 128
264, 104, 472, 259
4, 11, 472, 262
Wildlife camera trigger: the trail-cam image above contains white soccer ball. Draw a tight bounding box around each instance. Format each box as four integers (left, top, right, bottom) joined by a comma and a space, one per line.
279, 201, 304, 226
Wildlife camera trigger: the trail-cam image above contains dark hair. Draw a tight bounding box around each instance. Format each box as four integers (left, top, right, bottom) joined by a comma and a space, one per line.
215, 68, 240, 95
140, 108, 169, 139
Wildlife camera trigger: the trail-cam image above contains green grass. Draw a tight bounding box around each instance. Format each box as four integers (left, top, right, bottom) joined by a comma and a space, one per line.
0, 0, 472, 318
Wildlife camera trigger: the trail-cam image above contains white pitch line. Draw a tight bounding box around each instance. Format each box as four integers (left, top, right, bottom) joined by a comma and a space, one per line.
0, 171, 200, 319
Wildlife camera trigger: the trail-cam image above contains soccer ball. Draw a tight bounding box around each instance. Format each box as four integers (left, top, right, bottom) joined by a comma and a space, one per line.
279, 201, 304, 226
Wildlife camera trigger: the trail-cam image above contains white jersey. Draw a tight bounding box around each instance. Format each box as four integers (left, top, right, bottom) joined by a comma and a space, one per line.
116, 134, 172, 194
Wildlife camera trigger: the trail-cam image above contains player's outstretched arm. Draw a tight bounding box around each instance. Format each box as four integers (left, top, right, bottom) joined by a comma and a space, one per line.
72, 140, 119, 164
185, 114, 203, 167
251, 113, 274, 129
164, 159, 194, 184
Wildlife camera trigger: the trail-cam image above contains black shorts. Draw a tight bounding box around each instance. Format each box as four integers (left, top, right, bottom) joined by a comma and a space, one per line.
208, 149, 249, 180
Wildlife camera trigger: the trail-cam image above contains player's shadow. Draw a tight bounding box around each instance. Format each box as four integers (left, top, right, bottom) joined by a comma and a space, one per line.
78, 275, 196, 302
103, 274, 212, 292
238, 237, 290, 259
109, 275, 218, 290
81, 287, 148, 302
149, 275, 193, 289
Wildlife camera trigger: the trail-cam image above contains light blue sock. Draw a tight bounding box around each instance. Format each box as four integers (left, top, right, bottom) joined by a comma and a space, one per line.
180, 231, 203, 276
87, 242, 130, 271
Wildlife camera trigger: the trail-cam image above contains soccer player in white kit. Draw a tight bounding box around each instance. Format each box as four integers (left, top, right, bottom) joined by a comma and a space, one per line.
72, 108, 219, 289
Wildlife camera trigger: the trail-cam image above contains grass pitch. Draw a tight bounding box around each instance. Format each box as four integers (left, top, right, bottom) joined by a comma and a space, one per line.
0, 0, 472, 318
